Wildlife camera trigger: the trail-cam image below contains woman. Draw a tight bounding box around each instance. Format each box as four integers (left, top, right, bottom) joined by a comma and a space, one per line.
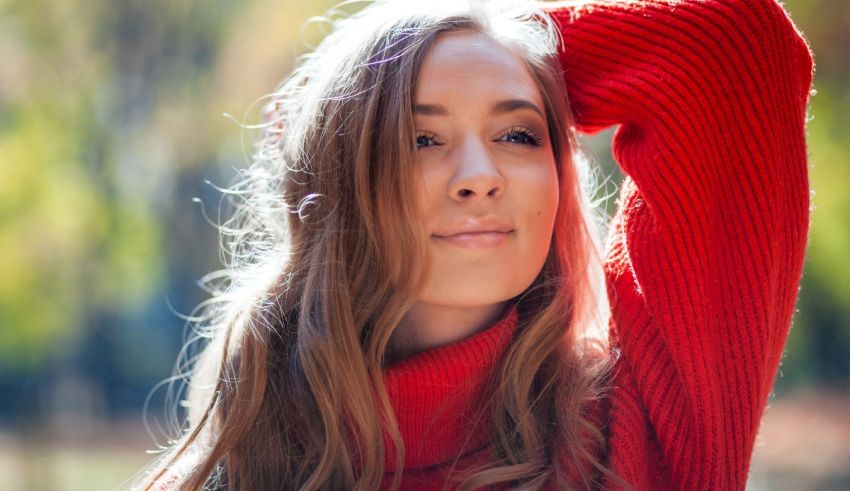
135, 0, 814, 489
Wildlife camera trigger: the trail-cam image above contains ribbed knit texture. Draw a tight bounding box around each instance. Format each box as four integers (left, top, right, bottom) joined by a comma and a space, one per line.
377, 0, 815, 489
381, 304, 519, 486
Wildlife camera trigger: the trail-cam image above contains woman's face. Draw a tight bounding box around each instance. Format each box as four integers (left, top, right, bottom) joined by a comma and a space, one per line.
411, 29, 560, 310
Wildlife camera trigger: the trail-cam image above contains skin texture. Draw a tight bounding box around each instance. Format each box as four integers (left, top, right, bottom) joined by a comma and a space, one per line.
387, 30, 560, 362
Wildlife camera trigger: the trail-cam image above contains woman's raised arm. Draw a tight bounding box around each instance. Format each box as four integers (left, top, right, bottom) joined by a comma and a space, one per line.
546, 0, 814, 488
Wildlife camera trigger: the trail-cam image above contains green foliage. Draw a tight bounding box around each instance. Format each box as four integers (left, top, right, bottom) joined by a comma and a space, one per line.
806, 89, 850, 303
0, 98, 164, 372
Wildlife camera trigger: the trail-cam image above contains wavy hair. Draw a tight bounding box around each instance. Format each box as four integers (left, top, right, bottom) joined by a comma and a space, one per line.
134, 0, 623, 489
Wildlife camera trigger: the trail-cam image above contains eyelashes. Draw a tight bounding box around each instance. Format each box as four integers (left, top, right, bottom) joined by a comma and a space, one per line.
415, 126, 544, 150
415, 132, 438, 150
499, 126, 544, 147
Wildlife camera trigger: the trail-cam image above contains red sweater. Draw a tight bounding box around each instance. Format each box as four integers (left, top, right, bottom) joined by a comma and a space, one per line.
379, 0, 814, 489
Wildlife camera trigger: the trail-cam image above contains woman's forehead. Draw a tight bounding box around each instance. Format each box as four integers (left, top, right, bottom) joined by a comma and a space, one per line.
414, 30, 543, 110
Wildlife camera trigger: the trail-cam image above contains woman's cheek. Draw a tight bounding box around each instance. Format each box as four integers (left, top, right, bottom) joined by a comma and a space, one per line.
530, 166, 560, 258
523, 163, 560, 218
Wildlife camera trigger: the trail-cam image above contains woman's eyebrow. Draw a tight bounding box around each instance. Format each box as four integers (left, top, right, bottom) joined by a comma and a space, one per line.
413, 103, 449, 116
492, 99, 545, 119
413, 99, 544, 119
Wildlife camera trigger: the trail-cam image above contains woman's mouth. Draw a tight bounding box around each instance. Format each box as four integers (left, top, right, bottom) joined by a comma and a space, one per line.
432, 230, 513, 249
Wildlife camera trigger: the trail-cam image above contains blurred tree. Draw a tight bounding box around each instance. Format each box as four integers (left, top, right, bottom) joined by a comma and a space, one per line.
0, 2, 164, 373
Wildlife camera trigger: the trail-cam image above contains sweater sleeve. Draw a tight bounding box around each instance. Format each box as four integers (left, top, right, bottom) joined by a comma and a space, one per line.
545, 0, 814, 489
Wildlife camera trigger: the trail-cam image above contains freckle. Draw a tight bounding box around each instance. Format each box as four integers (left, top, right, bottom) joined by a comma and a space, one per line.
536, 211, 541, 216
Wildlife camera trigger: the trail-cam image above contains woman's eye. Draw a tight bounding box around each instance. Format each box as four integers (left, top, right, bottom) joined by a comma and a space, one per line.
415, 128, 543, 150
416, 134, 436, 149
499, 127, 543, 147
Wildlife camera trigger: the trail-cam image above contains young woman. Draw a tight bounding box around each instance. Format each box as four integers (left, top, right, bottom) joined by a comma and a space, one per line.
135, 0, 814, 489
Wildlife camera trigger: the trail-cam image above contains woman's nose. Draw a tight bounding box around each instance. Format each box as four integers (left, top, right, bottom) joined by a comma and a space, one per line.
448, 137, 506, 201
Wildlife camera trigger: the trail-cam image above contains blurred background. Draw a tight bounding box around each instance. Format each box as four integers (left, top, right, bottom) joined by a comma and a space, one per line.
0, 0, 847, 489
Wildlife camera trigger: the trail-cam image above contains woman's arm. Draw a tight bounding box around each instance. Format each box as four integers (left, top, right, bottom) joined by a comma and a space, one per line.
546, 0, 814, 488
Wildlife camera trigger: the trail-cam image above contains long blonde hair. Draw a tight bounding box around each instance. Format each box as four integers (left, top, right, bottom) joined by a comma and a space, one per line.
135, 0, 622, 489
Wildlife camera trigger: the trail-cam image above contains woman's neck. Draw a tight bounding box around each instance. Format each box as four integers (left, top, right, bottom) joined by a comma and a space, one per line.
385, 300, 510, 364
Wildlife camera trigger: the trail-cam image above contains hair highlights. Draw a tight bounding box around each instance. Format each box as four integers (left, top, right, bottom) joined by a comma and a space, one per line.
135, 1, 621, 489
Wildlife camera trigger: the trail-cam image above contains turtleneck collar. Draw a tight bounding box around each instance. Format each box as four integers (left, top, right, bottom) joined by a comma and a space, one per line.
380, 302, 520, 472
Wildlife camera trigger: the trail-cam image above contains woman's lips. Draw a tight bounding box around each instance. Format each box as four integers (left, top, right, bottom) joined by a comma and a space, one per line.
432, 230, 513, 249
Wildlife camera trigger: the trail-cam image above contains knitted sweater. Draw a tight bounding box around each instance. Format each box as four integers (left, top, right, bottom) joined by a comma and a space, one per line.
378, 0, 814, 489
